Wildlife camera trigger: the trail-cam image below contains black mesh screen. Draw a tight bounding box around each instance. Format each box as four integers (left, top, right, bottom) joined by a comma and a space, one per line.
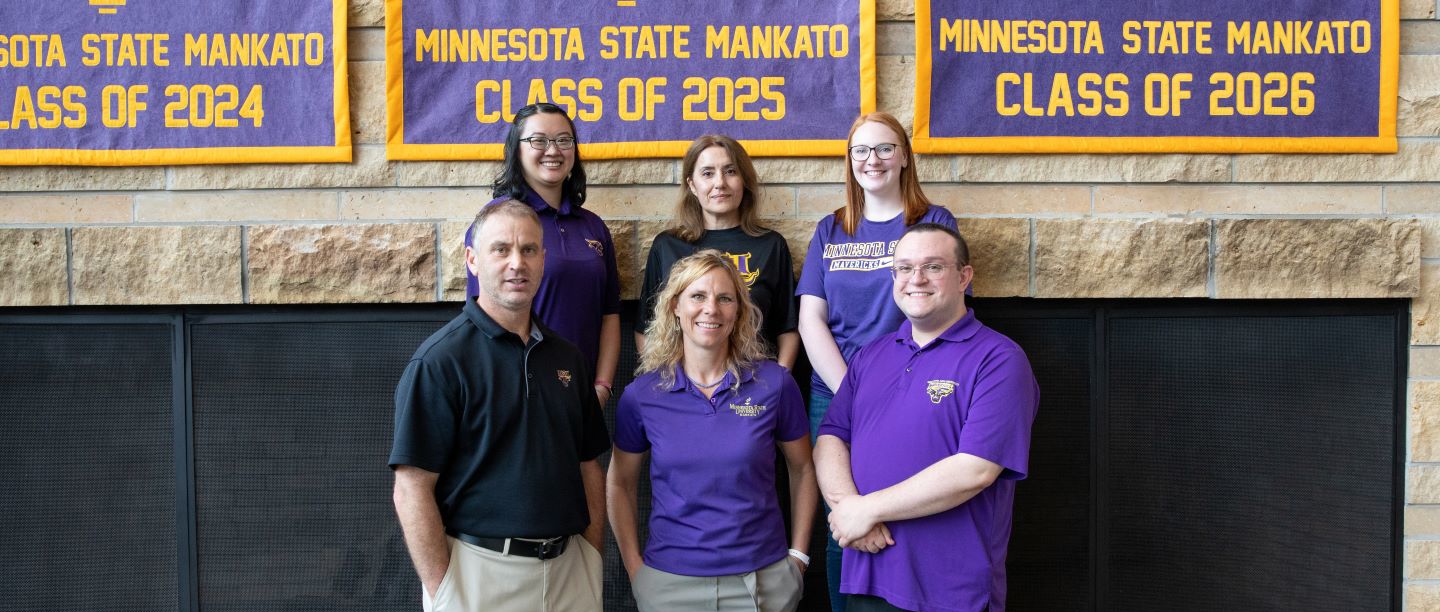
981, 314, 1093, 612
0, 323, 177, 612
189, 317, 449, 612
1105, 314, 1396, 612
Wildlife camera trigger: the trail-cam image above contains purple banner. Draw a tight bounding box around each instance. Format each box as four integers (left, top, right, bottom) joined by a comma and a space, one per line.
915, 0, 1397, 153
0, 0, 348, 165
387, 0, 874, 159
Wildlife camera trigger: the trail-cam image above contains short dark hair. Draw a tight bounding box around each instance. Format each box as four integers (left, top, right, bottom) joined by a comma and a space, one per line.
470, 200, 541, 249
900, 223, 970, 267
492, 103, 588, 207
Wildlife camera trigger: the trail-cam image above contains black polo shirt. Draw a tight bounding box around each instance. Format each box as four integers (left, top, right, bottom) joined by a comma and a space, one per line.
388, 300, 610, 538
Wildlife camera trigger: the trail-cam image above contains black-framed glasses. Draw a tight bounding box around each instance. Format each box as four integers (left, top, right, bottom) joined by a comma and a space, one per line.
891, 262, 956, 280
849, 143, 898, 161
519, 136, 576, 151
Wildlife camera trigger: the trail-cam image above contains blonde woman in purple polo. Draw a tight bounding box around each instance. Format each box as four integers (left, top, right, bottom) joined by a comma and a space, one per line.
608, 250, 818, 612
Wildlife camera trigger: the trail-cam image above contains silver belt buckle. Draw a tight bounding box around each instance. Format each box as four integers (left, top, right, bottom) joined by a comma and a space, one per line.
536, 536, 565, 560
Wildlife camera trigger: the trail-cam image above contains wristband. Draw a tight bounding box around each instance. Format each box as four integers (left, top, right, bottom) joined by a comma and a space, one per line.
788, 549, 810, 565
594, 380, 612, 392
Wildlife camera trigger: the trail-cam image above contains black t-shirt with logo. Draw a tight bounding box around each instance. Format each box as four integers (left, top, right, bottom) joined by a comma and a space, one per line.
638, 227, 798, 350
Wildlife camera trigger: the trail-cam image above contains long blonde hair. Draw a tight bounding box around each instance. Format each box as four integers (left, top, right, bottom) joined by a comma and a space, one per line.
638, 250, 770, 389
836, 112, 933, 236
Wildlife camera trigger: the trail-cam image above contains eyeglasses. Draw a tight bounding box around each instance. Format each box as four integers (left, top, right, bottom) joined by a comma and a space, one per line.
891, 262, 957, 280
519, 136, 576, 151
849, 143, 898, 161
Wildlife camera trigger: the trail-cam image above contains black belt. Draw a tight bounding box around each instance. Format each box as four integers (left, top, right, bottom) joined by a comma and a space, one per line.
450, 531, 569, 560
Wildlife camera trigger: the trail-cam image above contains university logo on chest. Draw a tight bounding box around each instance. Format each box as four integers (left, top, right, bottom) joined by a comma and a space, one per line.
585, 239, 604, 257
925, 379, 957, 404
724, 252, 760, 287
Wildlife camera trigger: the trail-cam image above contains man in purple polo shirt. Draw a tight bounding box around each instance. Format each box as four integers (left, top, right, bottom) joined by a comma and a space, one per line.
815, 223, 1038, 612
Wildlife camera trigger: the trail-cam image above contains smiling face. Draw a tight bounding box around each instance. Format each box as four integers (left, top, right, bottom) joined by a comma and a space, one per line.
686, 145, 746, 228
466, 211, 545, 314
891, 229, 972, 329
849, 120, 907, 200
518, 111, 575, 198
673, 267, 740, 357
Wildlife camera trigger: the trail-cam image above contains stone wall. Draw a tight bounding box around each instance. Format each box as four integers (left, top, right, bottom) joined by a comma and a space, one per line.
1, 0, 1439, 607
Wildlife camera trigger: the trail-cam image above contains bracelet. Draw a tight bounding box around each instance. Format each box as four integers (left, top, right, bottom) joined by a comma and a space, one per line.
594, 380, 613, 392
788, 549, 810, 566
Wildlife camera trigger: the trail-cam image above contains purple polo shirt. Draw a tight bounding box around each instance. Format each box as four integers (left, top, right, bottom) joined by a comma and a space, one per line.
796, 204, 957, 398
818, 311, 1038, 612
465, 190, 621, 369
614, 361, 809, 576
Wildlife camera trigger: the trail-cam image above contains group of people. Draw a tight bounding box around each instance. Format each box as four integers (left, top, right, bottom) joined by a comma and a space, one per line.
388, 102, 1040, 612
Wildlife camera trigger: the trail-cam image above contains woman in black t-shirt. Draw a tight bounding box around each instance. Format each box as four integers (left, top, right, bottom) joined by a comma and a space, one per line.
636, 134, 799, 368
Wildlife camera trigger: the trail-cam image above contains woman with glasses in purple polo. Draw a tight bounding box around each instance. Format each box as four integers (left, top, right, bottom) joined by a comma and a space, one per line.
796, 111, 958, 612
609, 250, 817, 612
462, 103, 620, 407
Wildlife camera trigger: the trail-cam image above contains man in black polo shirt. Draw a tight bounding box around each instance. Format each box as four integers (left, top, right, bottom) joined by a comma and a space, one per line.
390, 200, 609, 612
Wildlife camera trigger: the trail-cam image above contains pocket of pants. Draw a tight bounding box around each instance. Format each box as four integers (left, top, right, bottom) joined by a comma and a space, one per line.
427, 542, 459, 611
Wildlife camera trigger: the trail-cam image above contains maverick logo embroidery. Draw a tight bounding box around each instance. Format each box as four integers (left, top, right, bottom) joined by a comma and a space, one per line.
724, 252, 760, 287
586, 239, 604, 256
925, 380, 956, 404
557, 370, 572, 387
730, 397, 768, 417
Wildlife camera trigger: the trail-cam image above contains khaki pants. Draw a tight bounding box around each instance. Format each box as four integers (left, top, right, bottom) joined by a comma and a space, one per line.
632, 556, 804, 612
422, 535, 602, 612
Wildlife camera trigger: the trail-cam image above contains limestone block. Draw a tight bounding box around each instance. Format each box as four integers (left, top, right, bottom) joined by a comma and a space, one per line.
766, 218, 818, 277
1405, 0, 1437, 19
1416, 382, 1440, 462
957, 154, 1230, 183
349, 0, 383, 27
753, 158, 846, 184
1408, 506, 1440, 536
957, 218, 1029, 297
170, 145, 393, 190
135, 192, 337, 222
1414, 347, 1440, 375
930, 185, 1091, 215
440, 221, 469, 302
877, 0, 914, 21
1408, 540, 1440, 579
878, 56, 915, 128
1096, 185, 1381, 215
350, 61, 385, 145
1403, 56, 1440, 136
915, 155, 953, 182
248, 223, 434, 303
636, 220, 671, 278
0, 194, 131, 224
878, 22, 916, 56
1420, 220, 1440, 259
1234, 141, 1440, 182
0, 228, 67, 306
1412, 465, 1440, 503
586, 160, 675, 185
1406, 21, 1440, 54
585, 186, 680, 218
1415, 265, 1440, 344
1216, 219, 1419, 299
341, 189, 490, 220
1407, 583, 1440, 612
0, 166, 162, 192
1035, 219, 1207, 298
396, 161, 506, 187
350, 28, 384, 61
72, 226, 241, 305
607, 220, 639, 300
797, 185, 846, 216
1390, 185, 1440, 214
757, 187, 797, 218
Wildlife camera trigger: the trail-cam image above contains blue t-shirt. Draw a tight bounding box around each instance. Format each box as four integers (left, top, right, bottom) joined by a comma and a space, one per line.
795, 204, 958, 398
614, 361, 808, 576
819, 312, 1039, 612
